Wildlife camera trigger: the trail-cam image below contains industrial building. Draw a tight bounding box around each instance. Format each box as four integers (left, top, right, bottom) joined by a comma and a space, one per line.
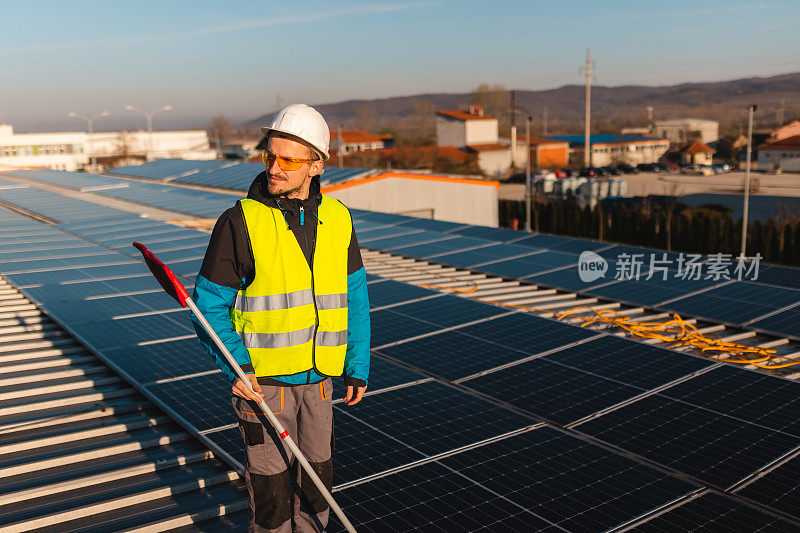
654, 118, 719, 145
329, 129, 393, 154
758, 134, 800, 172
0, 123, 215, 172
547, 134, 670, 167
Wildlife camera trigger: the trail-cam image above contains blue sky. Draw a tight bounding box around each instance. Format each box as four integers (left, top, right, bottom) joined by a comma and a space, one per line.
1, 0, 798, 131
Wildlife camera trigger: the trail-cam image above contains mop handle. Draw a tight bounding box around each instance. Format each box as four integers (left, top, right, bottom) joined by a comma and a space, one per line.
132, 242, 357, 533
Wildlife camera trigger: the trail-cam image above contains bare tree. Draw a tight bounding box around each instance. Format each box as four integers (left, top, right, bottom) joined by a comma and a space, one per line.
664, 183, 682, 252
355, 105, 377, 132
470, 84, 511, 132
412, 101, 435, 138
776, 200, 800, 255
211, 115, 231, 139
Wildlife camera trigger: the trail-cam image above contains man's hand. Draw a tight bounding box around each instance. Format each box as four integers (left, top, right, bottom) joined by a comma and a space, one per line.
343, 385, 366, 406
233, 374, 265, 403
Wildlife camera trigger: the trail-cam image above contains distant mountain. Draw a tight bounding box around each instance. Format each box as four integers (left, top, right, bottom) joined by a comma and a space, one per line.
244, 72, 800, 136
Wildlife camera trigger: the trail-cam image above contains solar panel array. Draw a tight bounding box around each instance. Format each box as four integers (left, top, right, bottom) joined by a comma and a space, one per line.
350, 209, 800, 342
107, 158, 373, 190
1, 171, 800, 530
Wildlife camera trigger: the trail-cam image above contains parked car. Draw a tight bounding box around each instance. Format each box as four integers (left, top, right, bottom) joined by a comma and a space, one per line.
616, 163, 639, 174
637, 163, 658, 172
711, 164, 727, 174
601, 166, 623, 176
652, 162, 672, 172
534, 169, 557, 180
680, 164, 713, 176
579, 167, 597, 178
594, 167, 611, 177
554, 168, 569, 178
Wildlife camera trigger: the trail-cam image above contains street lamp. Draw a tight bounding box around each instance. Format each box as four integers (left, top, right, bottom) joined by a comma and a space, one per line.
123, 104, 172, 160
68, 110, 109, 173
740, 104, 757, 258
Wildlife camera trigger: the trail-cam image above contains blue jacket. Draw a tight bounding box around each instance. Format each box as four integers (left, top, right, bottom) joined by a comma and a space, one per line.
191, 173, 370, 387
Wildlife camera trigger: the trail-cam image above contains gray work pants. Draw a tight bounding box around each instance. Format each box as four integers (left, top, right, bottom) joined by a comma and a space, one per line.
232, 378, 333, 533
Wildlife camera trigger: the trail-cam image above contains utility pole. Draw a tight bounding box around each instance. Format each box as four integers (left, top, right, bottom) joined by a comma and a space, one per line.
581, 49, 593, 167
542, 107, 548, 136
525, 116, 532, 233
214, 129, 222, 159
646, 105, 654, 133
124, 104, 172, 160
740, 104, 757, 258
68, 110, 109, 173
338, 124, 344, 168
510, 90, 517, 169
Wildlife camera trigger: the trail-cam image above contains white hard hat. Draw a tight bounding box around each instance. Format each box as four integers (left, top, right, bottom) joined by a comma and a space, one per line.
261, 103, 330, 160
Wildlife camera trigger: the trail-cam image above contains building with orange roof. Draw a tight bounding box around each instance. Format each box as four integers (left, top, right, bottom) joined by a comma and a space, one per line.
678, 140, 715, 165
758, 134, 800, 172
329, 129, 393, 154
501, 135, 570, 169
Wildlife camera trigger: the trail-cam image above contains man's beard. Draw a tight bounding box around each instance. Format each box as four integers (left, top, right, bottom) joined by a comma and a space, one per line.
267, 175, 302, 197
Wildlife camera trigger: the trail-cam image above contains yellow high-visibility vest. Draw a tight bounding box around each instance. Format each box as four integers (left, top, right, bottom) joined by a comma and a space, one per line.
231, 196, 350, 377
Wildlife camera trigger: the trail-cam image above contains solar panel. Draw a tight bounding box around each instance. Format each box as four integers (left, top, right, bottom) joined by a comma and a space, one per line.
453, 312, 597, 354
329, 426, 700, 533
360, 356, 430, 392
757, 265, 800, 291
430, 243, 538, 269
630, 491, 799, 532
388, 295, 508, 329
657, 365, 800, 437
448, 224, 526, 242
333, 381, 531, 457
660, 281, 800, 326
541, 335, 715, 390
463, 356, 643, 425
148, 372, 236, 432
369, 309, 448, 348
575, 393, 800, 488
586, 276, 725, 307
749, 306, 800, 338
67, 311, 193, 351
103, 337, 217, 384
360, 231, 457, 250
479, 250, 579, 279
436, 427, 700, 532
367, 279, 440, 308
387, 236, 494, 259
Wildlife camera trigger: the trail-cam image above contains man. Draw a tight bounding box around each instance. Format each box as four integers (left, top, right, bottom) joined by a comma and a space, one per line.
191, 103, 370, 533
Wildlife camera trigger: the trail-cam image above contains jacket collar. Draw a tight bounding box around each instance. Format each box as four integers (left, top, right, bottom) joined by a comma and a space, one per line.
247, 172, 322, 214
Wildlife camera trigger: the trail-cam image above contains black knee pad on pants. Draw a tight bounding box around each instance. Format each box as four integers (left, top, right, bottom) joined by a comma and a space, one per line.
299, 459, 333, 515
250, 469, 292, 529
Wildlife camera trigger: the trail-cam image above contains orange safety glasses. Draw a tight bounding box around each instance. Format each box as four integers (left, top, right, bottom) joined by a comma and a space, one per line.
262, 149, 316, 171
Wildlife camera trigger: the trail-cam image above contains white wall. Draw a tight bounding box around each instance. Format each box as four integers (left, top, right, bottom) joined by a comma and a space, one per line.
464, 119, 498, 145
759, 149, 800, 172
655, 119, 718, 144
324, 175, 498, 227
0, 124, 213, 171
476, 150, 511, 176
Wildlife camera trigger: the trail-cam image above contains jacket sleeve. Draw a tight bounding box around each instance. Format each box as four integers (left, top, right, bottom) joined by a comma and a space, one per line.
191, 204, 255, 383
343, 222, 370, 388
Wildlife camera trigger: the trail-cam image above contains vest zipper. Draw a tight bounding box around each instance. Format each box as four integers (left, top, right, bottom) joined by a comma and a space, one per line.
309, 207, 319, 377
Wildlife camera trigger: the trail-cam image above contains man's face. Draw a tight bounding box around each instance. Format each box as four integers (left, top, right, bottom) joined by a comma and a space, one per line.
265, 136, 323, 199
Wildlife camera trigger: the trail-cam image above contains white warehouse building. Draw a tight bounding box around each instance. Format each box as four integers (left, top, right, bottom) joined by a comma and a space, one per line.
0, 124, 215, 172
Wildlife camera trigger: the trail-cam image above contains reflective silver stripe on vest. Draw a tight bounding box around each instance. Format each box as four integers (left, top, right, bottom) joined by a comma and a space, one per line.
238, 325, 315, 349
315, 329, 348, 347
315, 293, 347, 310
233, 289, 314, 313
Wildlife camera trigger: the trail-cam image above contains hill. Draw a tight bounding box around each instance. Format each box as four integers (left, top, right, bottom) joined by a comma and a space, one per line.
244, 72, 800, 137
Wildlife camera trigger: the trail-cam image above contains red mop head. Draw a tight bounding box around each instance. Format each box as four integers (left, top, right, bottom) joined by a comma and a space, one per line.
132, 242, 190, 307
